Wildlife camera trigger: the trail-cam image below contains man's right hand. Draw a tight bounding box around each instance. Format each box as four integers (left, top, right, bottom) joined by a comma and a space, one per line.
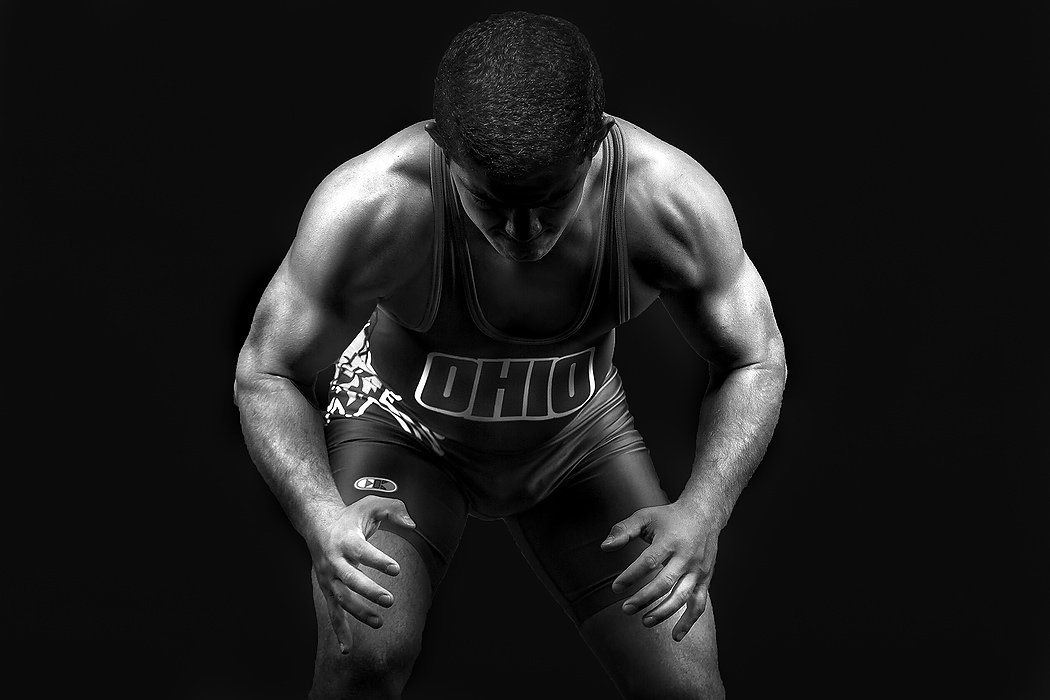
308, 495, 417, 654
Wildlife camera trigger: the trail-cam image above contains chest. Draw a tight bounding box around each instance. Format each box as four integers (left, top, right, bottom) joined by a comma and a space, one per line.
464, 222, 601, 338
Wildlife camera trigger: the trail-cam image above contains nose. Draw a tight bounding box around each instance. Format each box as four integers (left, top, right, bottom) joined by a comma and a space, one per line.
503, 208, 543, 242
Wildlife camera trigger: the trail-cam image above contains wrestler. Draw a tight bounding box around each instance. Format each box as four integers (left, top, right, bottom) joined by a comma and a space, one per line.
235, 11, 786, 699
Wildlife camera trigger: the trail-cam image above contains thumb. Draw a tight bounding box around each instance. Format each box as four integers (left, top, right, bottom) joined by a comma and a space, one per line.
601, 512, 647, 551
379, 498, 416, 530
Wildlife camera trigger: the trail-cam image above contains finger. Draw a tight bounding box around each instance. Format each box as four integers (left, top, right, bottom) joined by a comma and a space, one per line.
345, 537, 404, 577
333, 562, 395, 608
620, 561, 687, 615
671, 584, 710, 642
601, 511, 649, 552
611, 544, 669, 593
376, 498, 417, 530
322, 587, 354, 654
640, 571, 697, 627
330, 577, 384, 629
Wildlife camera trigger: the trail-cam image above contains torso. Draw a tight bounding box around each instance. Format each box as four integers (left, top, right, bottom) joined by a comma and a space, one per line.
330, 117, 687, 450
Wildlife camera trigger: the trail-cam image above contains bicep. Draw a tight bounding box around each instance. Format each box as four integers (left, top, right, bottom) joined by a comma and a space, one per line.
236, 158, 420, 389
237, 254, 376, 392
660, 254, 783, 373
642, 161, 783, 372
651, 173, 782, 371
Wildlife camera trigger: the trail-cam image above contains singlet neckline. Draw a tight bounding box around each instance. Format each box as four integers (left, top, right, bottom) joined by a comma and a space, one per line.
446, 127, 620, 345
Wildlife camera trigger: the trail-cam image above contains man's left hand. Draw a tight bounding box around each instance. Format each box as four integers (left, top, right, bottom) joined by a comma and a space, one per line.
601, 502, 721, 642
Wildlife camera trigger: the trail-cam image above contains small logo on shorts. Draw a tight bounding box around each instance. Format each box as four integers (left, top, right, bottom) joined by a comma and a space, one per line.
354, 477, 398, 493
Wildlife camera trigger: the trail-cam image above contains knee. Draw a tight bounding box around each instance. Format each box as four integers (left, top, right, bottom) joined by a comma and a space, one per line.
352, 637, 422, 686
311, 635, 422, 700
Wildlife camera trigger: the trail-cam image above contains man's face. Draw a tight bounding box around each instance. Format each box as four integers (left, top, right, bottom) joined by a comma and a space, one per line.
448, 154, 592, 263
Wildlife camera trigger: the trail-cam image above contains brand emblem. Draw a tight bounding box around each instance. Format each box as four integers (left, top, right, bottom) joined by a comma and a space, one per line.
353, 477, 398, 493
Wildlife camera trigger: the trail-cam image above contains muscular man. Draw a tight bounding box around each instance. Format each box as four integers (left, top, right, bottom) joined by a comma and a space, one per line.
235, 11, 785, 699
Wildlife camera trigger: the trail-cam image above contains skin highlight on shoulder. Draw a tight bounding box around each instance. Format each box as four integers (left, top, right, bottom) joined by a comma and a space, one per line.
288, 122, 438, 302
614, 117, 747, 295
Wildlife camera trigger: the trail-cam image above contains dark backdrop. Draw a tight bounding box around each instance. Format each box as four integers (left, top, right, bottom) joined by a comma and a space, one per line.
5, 2, 1046, 699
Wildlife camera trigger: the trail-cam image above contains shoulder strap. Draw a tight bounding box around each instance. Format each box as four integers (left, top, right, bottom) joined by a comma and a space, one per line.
397, 140, 445, 332
606, 122, 631, 324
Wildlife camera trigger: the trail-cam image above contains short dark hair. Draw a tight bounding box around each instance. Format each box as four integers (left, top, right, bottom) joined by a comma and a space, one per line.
432, 11, 606, 182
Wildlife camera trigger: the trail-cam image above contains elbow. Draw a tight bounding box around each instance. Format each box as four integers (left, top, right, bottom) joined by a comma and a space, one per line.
741, 331, 786, 392
770, 333, 788, 388
233, 362, 265, 409
774, 359, 788, 396
233, 352, 252, 408
232, 351, 259, 409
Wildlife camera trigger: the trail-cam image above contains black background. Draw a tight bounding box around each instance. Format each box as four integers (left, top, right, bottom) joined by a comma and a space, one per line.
4, 2, 1047, 698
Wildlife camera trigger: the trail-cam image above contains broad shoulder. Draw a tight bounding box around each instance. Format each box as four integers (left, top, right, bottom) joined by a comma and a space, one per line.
613, 116, 745, 294
288, 121, 436, 299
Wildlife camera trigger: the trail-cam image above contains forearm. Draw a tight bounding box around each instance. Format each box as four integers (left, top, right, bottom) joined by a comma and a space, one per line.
235, 370, 344, 544
679, 355, 787, 527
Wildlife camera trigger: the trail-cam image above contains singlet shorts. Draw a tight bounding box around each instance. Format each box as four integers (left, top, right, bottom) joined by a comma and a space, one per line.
323, 361, 671, 626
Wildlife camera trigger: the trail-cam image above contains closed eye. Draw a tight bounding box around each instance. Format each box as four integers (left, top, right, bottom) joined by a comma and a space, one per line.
468, 189, 573, 210
465, 189, 495, 208
541, 190, 574, 208
456, 172, 578, 210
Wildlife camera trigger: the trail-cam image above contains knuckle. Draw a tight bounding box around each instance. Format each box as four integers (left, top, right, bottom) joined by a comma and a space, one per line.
319, 575, 338, 596
342, 536, 365, 557
333, 565, 355, 587
327, 586, 348, 610
358, 495, 381, 509
322, 563, 342, 584
352, 541, 373, 560
644, 553, 660, 570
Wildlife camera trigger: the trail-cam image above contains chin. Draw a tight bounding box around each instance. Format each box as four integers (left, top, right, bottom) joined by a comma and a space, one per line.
499, 243, 556, 262
493, 233, 561, 262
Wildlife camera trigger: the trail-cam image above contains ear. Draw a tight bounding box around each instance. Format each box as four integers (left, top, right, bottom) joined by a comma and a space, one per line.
588, 115, 617, 158
424, 120, 447, 150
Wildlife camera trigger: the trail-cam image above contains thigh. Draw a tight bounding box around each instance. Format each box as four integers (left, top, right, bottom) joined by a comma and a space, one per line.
310, 530, 433, 698
326, 417, 469, 591
580, 595, 724, 700
506, 446, 724, 699
313, 422, 471, 697
504, 446, 669, 625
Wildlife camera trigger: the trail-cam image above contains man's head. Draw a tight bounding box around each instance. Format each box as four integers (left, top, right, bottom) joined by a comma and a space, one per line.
427, 11, 612, 262
429, 11, 607, 182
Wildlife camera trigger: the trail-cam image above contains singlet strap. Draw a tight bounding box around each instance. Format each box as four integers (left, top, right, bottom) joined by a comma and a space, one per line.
606, 122, 632, 324
446, 147, 605, 346
441, 123, 627, 342
373, 144, 446, 332
393, 141, 447, 332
